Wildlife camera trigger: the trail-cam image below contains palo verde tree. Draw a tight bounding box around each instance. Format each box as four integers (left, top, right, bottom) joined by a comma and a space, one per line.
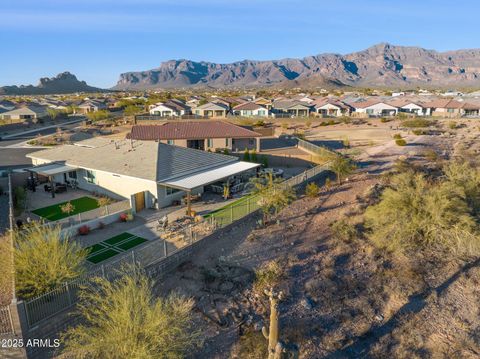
15, 223, 88, 299
365, 170, 480, 255
62, 268, 201, 359
251, 173, 296, 222
330, 155, 356, 184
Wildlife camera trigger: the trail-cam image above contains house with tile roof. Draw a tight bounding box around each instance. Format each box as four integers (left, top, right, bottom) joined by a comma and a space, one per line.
27, 138, 259, 210
192, 102, 229, 118
272, 100, 313, 117
0, 105, 48, 121
423, 99, 480, 117
232, 102, 270, 117
351, 99, 398, 117
311, 98, 353, 117
127, 121, 261, 152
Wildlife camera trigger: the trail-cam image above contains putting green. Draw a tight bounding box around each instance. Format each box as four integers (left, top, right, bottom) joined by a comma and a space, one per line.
86, 232, 149, 264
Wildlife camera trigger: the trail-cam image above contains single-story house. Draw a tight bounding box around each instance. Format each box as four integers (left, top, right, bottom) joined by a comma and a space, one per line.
352, 100, 398, 117
0, 100, 16, 111
127, 121, 261, 152
387, 98, 430, 116
272, 100, 312, 117
76, 100, 108, 114
311, 98, 353, 117
423, 99, 480, 117
149, 99, 191, 117
0, 105, 48, 121
232, 102, 270, 117
193, 102, 229, 118
26, 138, 259, 211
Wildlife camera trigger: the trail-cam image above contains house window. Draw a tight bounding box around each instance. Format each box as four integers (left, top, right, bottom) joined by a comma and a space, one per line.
165, 186, 181, 196
207, 138, 213, 147
225, 138, 230, 147
68, 171, 77, 179
85, 170, 96, 184
167, 139, 174, 145
258, 110, 265, 116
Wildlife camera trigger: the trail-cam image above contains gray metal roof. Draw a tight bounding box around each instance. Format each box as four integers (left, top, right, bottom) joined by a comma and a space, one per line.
27, 138, 239, 182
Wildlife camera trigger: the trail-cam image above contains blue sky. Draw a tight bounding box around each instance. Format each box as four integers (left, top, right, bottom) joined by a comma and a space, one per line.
1, 0, 479, 88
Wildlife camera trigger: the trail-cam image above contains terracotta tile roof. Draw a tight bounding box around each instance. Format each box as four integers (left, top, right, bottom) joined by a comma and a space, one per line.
128, 121, 261, 140
423, 99, 464, 109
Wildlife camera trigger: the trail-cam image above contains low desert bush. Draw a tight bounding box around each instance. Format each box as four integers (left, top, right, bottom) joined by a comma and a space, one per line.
402, 119, 434, 128
305, 182, 320, 198
330, 219, 358, 242
395, 139, 407, 146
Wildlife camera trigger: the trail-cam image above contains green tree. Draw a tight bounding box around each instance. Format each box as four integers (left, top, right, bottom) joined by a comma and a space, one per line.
15, 223, 87, 299
261, 155, 269, 168
330, 155, 356, 184
123, 105, 142, 116
243, 148, 251, 162
47, 108, 61, 120
251, 174, 296, 222
62, 269, 200, 358
250, 149, 258, 163
86, 110, 111, 122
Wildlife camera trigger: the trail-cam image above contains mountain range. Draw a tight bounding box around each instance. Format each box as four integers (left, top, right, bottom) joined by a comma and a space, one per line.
0, 72, 104, 95
113, 43, 480, 90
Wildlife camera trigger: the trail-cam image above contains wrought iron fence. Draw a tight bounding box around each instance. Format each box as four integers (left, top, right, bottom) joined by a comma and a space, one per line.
23, 140, 334, 327
0, 305, 14, 335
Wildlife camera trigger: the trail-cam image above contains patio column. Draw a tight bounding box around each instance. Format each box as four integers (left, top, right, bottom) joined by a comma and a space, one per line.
49, 176, 55, 198
186, 190, 192, 216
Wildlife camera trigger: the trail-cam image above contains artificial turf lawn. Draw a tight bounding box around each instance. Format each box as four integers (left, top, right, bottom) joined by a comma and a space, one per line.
32, 196, 100, 221
104, 232, 135, 246
87, 249, 120, 264
87, 243, 106, 255
86, 232, 149, 264
117, 236, 148, 251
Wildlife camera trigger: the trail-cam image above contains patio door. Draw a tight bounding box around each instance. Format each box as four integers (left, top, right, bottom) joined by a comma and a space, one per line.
134, 191, 145, 212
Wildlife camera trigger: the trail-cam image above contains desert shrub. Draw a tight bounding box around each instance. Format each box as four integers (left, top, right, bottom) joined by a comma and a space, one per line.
330, 219, 358, 242
395, 139, 407, 146
251, 174, 296, 221
380, 117, 391, 123
393, 134, 402, 140
243, 148, 251, 162
364, 170, 480, 255
236, 330, 267, 359
239, 118, 254, 126
305, 182, 320, 198
305, 120, 312, 128
423, 149, 438, 162
15, 223, 87, 299
62, 269, 200, 358
443, 160, 480, 216
402, 119, 434, 128
412, 129, 427, 135
253, 260, 284, 294
448, 121, 458, 129
253, 120, 265, 127
342, 137, 350, 148
281, 122, 289, 129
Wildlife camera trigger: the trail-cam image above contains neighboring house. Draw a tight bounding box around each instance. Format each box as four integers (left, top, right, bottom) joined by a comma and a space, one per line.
311, 98, 353, 117
352, 100, 398, 117
0, 100, 16, 111
387, 98, 430, 116
232, 102, 270, 117
76, 100, 107, 114
254, 97, 273, 110
149, 103, 182, 117
0, 105, 48, 121
27, 138, 259, 210
423, 99, 480, 117
193, 102, 229, 118
272, 100, 312, 117
127, 121, 261, 152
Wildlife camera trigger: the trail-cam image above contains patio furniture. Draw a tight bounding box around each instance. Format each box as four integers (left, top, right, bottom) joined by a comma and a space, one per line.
231, 183, 244, 194
210, 185, 223, 194
55, 183, 67, 193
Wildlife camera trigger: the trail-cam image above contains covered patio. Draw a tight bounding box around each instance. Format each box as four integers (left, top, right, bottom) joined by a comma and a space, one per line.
160, 161, 260, 216
24, 162, 79, 199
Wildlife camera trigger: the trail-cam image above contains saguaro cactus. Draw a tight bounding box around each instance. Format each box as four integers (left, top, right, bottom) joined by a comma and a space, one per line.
262, 288, 299, 359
